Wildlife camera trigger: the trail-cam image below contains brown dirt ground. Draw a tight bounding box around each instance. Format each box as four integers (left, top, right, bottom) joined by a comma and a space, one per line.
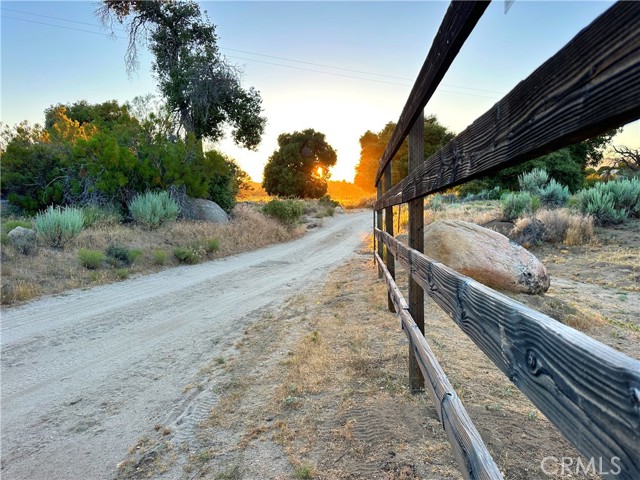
114, 220, 638, 479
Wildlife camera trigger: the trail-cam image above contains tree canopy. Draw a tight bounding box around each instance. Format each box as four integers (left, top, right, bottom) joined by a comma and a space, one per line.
262, 129, 337, 198
353, 116, 454, 191
97, 0, 266, 148
1, 100, 249, 213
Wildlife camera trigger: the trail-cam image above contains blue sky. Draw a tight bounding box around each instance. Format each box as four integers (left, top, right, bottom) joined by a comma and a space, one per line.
2, 1, 638, 181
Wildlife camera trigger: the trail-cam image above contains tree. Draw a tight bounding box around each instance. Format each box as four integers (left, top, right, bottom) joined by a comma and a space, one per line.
97, 0, 266, 148
262, 129, 337, 198
1, 100, 250, 213
353, 116, 454, 192
611, 145, 640, 173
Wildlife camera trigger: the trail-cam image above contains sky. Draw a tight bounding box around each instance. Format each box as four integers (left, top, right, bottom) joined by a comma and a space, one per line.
1, 1, 638, 182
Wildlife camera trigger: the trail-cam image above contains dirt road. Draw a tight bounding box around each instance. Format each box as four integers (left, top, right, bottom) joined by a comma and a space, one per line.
0, 211, 371, 480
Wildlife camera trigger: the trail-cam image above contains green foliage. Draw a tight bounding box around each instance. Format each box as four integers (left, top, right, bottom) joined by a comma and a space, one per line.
35, 206, 84, 248
100, 1, 266, 147
81, 205, 122, 227
128, 191, 179, 229
262, 199, 303, 226
518, 168, 548, 194
114, 268, 130, 280
502, 192, 539, 221
2, 100, 244, 214
204, 151, 250, 212
204, 239, 220, 253
538, 179, 570, 208
0, 123, 72, 213
263, 129, 337, 198
2, 220, 33, 233
462, 186, 502, 202
353, 116, 455, 192
78, 249, 105, 269
173, 245, 204, 264
515, 168, 569, 208
106, 245, 142, 266
576, 178, 640, 225
318, 194, 339, 208
152, 249, 169, 265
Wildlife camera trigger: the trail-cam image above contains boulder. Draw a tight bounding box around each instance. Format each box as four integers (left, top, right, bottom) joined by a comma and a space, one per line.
184, 199, 229, 224
7, 226, 37, 255
423, 220, 549, 294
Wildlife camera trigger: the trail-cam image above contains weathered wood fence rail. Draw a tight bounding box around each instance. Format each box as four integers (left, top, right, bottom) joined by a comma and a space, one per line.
373, 2, 640, 479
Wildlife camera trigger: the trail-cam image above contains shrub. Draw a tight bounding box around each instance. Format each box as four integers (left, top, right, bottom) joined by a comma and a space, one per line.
502, 192, 539, 221
81, 205, 122, 228
510, 217, 545, 247
152, 249, 168, 265
605, 177, 640, 218
262, 199, 303, 226
318, 194, 339, 208
518, 168, 549, 195
204, 239, 220, 253
173, 245, 204, 264
78, 249, 105, 269
575, 188, 626, 226
105, 245, 142, 266
128, 191, 179, 229
463, 186, 502, 202
538, 179, 570, 207
35, 206, 84, 247
114, 268, 129, 280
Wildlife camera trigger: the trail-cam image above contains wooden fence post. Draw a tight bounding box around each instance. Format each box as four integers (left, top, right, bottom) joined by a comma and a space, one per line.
376, 182, 383, 278
384, 163, 395, 312
408, 111, 425, 392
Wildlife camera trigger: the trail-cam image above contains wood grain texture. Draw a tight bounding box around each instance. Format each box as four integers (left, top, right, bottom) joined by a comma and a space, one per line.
375, 252, 504, 480
375, 1, 640, 209
408, 113, 425, 391
375, 229, 640, 479
376, 182, 384, 278
374, 1, 489, 185
384, 165, 395, 312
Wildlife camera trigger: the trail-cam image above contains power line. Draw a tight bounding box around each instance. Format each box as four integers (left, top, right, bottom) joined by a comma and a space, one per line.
1, 15, 125, 39
3, 7, 505, 95
2, 13, 502, 99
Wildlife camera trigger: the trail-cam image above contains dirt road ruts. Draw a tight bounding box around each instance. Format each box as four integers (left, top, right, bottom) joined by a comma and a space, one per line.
1, 211, 370, 480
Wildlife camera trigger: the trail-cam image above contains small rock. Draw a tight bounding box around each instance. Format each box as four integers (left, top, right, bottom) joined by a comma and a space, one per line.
335, 206, 344, 214
7, 226, 37, 255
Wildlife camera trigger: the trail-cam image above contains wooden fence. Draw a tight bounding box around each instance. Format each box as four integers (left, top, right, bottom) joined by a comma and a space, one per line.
373, 2, 640, 479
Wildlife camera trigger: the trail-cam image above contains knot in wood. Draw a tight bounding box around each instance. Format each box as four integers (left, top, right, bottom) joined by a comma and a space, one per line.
526, 350, 540, 376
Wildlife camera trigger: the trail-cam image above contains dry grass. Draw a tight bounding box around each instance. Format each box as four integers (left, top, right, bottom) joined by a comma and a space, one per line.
425, 201, 503, 228
0, 204, 302, 306
238, 181, 376, 210
532, 208, 594, 245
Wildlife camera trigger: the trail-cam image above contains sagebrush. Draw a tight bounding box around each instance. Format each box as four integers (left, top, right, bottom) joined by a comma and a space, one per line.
35, 206, 84, 248
128, 191, 179, 229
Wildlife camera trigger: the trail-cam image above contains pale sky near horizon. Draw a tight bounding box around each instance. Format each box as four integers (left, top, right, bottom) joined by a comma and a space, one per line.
1, 1, 638, 182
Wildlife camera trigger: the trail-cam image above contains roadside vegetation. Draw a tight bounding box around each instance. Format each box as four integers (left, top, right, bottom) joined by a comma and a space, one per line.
0, 198, 349, 306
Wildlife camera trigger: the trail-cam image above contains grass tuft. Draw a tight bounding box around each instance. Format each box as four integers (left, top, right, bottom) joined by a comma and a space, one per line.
78, 249, 105, 269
